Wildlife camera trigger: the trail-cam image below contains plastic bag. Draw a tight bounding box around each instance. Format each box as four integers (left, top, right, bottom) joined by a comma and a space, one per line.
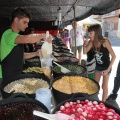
41, 31, 52, 58
35, 88, 52, 112
86, 58, 96, 74
40, 55, 53, 79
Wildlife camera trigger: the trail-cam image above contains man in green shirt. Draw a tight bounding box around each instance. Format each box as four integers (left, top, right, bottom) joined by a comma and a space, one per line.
0, 7, 51, 80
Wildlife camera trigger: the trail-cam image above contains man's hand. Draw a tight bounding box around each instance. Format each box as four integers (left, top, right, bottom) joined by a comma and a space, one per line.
46, 34, 52, 43
42, 33, 46, 40
36, 49, 41, 56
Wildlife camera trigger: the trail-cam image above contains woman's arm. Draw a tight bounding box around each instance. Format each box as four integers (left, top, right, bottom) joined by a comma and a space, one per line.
103, 40, 116, 75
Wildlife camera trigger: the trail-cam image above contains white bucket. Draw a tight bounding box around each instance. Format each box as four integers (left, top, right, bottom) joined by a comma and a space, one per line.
35, 88, 52, 112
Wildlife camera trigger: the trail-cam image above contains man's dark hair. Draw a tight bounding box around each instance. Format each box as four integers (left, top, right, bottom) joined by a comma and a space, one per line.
11, 7, 31, 23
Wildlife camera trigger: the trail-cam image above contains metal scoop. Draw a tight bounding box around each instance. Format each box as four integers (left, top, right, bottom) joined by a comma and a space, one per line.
53, 61, 71, 73
33, 110, 73, 120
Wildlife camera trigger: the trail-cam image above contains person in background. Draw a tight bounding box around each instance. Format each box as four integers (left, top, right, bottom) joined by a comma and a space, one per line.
24, 28, 36, 52
63, 29, 70, 48
29, 27, 34, 34
58, 28, 64, 41
83, 24, 116, 101
106, 61, 120, 101
84, 26, 89, 41
0, 7, 52, 81
69, 21, 84, 65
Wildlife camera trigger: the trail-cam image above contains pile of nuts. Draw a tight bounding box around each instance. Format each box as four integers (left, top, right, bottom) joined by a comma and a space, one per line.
4, 78, 49, 94
23, 67, 43, 74
53, 76, 98, 94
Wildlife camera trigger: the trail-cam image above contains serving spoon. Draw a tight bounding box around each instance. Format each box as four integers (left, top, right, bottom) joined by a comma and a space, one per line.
33, 110, 73, 120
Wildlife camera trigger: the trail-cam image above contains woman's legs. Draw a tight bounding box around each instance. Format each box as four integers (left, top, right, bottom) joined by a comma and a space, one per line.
94, 71, 102, 101
102, 75, 110, 101
95, 71, 110, 101
94, 71, 101, 83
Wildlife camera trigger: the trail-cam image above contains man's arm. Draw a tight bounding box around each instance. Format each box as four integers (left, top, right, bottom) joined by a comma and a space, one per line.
15, 33, 46, 44
24, 49, 41, 59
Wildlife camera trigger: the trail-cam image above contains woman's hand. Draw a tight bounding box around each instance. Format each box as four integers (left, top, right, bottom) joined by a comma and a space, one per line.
102, 69, 110, 76
83, 39, 88, 46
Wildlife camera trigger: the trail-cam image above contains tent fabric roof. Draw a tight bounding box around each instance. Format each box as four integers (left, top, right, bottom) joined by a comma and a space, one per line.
0, 0, 120, 25
77, 17, 101, 24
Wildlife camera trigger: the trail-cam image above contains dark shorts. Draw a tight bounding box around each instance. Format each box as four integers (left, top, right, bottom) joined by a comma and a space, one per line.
95, 66, 111, 75
72, 45, 83, 52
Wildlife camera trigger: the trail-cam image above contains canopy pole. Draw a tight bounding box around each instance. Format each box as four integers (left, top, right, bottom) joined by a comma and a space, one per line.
73, 6, 77, 57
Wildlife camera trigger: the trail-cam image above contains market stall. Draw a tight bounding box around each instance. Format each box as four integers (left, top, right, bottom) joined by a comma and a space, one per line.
0, 35, 120, 119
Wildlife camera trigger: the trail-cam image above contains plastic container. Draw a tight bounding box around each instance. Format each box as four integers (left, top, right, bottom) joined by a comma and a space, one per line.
53, 63, 86, 78
35, 88, 52, 112
52, 75, 100, 105
54, 57, 79, 65
40, 55, 53, 79
52, 93, 120, 118
23, 56, 41, 69
0, 93, 49, 120
0, 73, 50, 99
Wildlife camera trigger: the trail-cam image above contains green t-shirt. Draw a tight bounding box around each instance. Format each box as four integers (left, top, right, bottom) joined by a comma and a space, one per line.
0, 29, 19, 78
